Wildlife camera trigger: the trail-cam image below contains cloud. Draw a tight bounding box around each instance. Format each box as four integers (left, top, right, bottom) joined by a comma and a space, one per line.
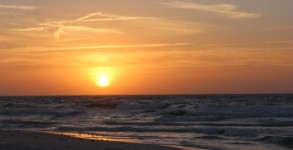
164, 1, 261, 19
0, 11, 18, 15
76, 12, 102, 21
58, 12, 156, 24
266, 41, 293, 44
64, 26, 123, 34
29, 43, 192, 52
53, 26, 66, 40
53, 26, 123, 40
10, 11, 205, 41
11, 27, 50, 32
80, 12, 156, 21
0, 4, 35, 10
11, 12, 153, 40
267, 26, 293, 30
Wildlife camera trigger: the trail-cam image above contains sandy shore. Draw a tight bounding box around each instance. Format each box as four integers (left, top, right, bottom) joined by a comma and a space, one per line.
0, 130, 180, 150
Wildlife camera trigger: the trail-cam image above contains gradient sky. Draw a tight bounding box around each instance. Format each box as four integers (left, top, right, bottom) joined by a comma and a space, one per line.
1, 0, 293, 95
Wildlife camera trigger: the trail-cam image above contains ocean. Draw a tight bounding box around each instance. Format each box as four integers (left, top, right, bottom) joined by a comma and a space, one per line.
0, 94, 292, 150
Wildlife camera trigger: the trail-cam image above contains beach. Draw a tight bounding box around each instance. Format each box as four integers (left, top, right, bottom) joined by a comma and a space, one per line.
0, 130, 180, 150
1, 0, 293, 149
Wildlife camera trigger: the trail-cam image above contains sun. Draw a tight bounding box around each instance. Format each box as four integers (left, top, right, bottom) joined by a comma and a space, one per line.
97, 75, 110, 87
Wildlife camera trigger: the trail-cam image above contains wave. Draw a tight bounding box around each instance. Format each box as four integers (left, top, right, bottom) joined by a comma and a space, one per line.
85, 102, 118, 109
104, 120, 293, 128
257, 136, 293, 149
103, 121, 195, 126
179, 141, 228, 150
56, 125, 293, 138
0, 108, 84, 117
1, 95, 293, 150
1, 120, 57, 127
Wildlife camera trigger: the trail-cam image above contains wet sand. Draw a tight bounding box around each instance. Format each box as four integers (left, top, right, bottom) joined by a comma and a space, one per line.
0, 131, 181, 150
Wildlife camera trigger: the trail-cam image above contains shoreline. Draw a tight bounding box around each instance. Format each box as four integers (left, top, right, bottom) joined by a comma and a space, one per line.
0, 130, 181, 150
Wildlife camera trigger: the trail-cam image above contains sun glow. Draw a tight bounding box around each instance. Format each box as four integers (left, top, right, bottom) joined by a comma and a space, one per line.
97, 75, 110, 87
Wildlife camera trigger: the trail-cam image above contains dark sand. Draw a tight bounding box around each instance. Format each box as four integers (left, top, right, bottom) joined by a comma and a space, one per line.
0, 131, 181, 150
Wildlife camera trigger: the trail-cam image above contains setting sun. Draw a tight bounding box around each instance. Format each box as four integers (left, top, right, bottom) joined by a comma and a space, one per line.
0, 1, 293, 150
97, 76, 110, 87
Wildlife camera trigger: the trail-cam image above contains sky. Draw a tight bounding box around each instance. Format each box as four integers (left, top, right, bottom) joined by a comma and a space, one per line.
0, 0, 293, 96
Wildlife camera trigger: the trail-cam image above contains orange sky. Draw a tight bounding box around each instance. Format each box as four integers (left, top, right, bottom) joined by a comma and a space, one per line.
0, 0, 293, 95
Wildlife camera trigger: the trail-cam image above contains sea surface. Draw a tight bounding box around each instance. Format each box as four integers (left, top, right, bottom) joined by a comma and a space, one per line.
0, 94, 293, 150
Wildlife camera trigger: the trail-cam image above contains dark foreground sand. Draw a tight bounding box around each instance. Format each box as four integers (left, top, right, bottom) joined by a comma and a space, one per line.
0, 131, 180, 150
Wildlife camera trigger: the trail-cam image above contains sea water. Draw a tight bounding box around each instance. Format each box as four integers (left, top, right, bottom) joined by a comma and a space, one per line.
0, 94, 293, 150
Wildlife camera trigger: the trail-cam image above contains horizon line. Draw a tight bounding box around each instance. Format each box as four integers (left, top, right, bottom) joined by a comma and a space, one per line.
1, 93, 292, 97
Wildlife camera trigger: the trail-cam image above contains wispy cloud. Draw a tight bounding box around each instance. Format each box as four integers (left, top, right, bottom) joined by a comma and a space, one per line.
164, 1, 261, 19
64, 26, 123, 34
266, 41, 293, 44
11, 12, 154, 40
53, 26, 66, 40
76, 12, 102, 21
53, 26, 123, 40
0, 11, 18, 15
9, 11, 204, 41
267, 26, 293, 30
0, 4, 35, 10
32, 43, 192, 52
78, 12, 156, 22
11, 27, 50, 32
52, 12, 156, 24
